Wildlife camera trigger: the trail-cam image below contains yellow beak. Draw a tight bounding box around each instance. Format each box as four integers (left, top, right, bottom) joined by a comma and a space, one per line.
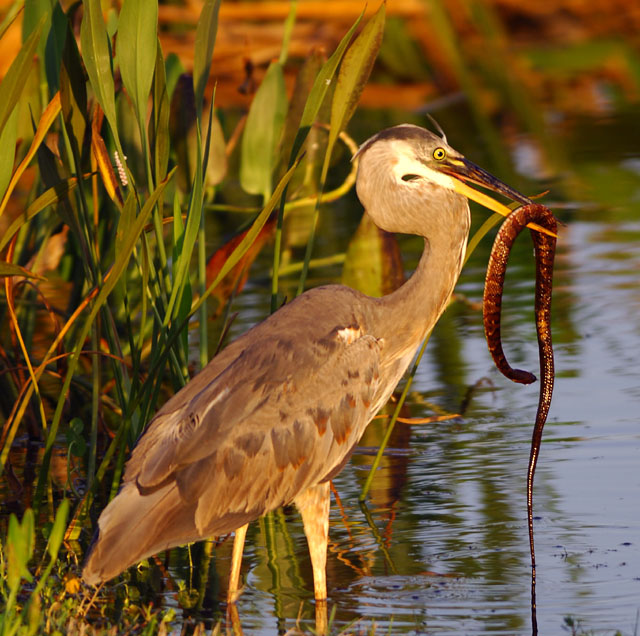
445, 158, 556, 237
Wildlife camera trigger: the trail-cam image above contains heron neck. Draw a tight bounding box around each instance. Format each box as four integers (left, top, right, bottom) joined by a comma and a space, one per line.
379, 221, 468, 352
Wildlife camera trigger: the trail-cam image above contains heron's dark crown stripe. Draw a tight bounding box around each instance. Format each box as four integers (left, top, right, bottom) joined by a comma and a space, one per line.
354, 124, 440, 161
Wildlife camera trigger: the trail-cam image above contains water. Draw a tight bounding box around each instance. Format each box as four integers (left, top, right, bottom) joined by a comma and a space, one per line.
4, 108, 638, 634
178, 110, 640, 634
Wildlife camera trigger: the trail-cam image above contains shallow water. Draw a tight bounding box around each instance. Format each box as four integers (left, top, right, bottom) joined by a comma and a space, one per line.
172, 108, 640, 634
5, 104, 637, 634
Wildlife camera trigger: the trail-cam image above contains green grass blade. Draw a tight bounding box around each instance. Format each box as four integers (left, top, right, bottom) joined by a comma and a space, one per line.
117, 0, 158, 134
240, 61, 287, 201
165, 132, 203, 325
0, 16, 44, 134
33, 171, 175, 512
193, 0, 221, 116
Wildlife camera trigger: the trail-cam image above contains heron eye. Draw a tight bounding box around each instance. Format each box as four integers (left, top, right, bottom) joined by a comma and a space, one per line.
433, 147, 446, 161
401, 174, 420, 182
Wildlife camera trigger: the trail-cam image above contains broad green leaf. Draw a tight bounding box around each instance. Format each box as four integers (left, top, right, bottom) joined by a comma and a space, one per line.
81, 0, 121, 152
193, 0, 221, 116
165, 52, 184, 98
0, 261, 44, 280
0, 17, 44, 135
328, 3, 385, 155
118, 0, 158, 131
240, 61, 287, 201
0, 106, 18, 201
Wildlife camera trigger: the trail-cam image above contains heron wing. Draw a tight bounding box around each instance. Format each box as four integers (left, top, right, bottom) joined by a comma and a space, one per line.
123, 287, 384, 536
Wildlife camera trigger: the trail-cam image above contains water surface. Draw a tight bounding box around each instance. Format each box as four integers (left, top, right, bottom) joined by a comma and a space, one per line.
154, 107, 640, 634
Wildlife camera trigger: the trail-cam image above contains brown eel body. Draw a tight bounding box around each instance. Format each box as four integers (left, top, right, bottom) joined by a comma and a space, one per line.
483, 203, 558, 633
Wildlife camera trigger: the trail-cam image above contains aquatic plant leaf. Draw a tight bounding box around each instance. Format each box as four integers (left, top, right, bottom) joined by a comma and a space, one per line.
91, 107, 122, 205
290, 9, 364, 161
60, 20, 88, 157
342, 214, 404, 297
45, 500, 70, 561
240, 60, 287, 201
193, 0, 221, 115
81, 0, 121, 152
151, 39, 170, 184
7, 509, 35, 586
0, 106, 18, 202
0, 16, 44, 135
0, 261, 43, 279
118, 0, 157, 130
43, 3, 67, 93
328, 3, 385, 154
0, 179, 78, 253
205, 157, 301, 298
277, 49, 323, 179
169, 73, 197, 192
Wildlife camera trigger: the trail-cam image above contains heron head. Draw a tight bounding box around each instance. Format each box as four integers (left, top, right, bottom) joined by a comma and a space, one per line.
354, 124, 532, 235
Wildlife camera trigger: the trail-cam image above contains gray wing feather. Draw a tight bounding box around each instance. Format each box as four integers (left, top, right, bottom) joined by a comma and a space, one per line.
125, 289, 383, 535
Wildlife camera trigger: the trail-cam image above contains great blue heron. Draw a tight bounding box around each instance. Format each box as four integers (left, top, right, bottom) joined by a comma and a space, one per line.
82, 124, 534, 611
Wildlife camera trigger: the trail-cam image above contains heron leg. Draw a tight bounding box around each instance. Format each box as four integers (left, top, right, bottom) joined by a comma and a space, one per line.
295, 481, 331, 601
227, 523, 248, 604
